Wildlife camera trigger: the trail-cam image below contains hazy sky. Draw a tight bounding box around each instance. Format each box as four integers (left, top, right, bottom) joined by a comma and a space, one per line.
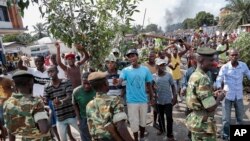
22, 0, 227, 32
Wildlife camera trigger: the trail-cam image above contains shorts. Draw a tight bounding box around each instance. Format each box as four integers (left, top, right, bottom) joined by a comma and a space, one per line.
127, 103, 148, 132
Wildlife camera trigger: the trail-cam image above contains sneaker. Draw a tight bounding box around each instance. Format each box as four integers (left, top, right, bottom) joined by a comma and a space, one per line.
144, 130, 149, 136
157, 131, 164, 136
153, 122, 160, 130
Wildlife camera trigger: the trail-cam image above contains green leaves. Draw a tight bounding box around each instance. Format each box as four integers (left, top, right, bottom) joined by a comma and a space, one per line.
231, 32, 250, 66
221, 0, 250, 31
37, 0, 141, 68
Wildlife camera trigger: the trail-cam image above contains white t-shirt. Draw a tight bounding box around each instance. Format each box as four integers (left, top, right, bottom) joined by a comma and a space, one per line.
27, 68, 50, 97
57, 66, 66, 79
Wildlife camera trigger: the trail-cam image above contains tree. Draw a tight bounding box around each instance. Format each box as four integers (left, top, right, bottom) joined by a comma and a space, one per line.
195, 11, 215, 27
182, 18, 197, 29
144, 24, 163, 33
221, 0, 250, 31
32, 23, 48, 39
231, 32, 250, 66
7, 0, 142, 68
2, 33, 35, 45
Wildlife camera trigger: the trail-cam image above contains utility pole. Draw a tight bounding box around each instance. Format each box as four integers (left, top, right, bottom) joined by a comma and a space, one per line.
142, 8, 147, 31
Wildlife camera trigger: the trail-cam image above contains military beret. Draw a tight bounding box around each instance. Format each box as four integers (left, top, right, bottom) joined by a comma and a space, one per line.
88, 71, 108, 82
65, 53, 75, 59
196, 47, 217, 56
12, 70, 33, 79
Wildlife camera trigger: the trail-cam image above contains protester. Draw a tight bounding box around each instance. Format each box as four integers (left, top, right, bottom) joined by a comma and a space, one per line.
72, 72, 95, 141
18, 56, 50, 97
153, 58, 177, 141
216, 49, 250, 140
44, 65, 80, 141
118, 49, 154, 141
55, 42, 89, 89
164, 39, 191, 103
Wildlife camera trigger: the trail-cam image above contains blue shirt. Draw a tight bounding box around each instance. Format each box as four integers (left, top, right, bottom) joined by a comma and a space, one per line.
153, 72, 174, 104
181, 66, 196, 89
120, 65, 153, 103
216, 61, 250, 100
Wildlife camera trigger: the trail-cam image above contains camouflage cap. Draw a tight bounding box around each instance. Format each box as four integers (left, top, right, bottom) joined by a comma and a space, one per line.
12, 70, 33, 79
88, 71, 108, 82
197, 47, 217, 57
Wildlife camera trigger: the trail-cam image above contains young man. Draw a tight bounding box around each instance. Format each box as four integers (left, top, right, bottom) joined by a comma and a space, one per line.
56, 42, 89, 89
72, 72, 95, 141
4, 70, 51, 141
186, 48, 225, 141
118, 49, 154, 141
44, 65, 80, 141
164, 40, 191, 102
86, 71, 133, 141
153, 58, 177, 141
216, 49, 250, 140
18, 56, 50, 97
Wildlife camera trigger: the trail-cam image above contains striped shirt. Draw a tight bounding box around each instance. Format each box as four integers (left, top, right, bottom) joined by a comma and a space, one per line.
44, 79, 76, 121
106, 71, 125, 96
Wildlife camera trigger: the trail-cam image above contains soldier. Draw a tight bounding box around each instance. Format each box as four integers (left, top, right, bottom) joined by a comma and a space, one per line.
185, 48, 225, 141
86, 71, 133, 141
4, 70, 51, 141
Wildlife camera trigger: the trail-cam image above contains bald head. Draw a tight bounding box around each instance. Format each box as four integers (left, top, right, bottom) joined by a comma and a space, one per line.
229, 48, 239, 55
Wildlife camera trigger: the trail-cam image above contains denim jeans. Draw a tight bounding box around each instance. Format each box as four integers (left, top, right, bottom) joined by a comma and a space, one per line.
56, 117, 80, 141
222, 98, 244, 138
0, 105, 4, 125
79, 117, 91, 141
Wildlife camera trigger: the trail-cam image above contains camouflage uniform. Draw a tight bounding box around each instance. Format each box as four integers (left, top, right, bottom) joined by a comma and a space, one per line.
185, 68, 217, 141
4, 93, 51, 141
86, 93, 126, 141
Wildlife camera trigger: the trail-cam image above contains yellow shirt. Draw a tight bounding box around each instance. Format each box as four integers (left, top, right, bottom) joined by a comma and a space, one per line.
170, 54, 182, 80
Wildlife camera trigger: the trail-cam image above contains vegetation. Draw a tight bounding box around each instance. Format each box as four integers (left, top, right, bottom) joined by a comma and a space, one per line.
231, 32, 250, 66
182, 11, 217, 29
221, 0, 250, 31
7, 0, 142, 68
2, 33, 35, 45
32, 23, 48, 39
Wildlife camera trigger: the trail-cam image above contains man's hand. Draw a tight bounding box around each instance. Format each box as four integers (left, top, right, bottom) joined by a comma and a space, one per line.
172, 95, 177, 106
104, 123, 116, 133
214, 90, 226, 101
55, 42, 60, 49
53, 97, 62, 107
180, 88, 187, 96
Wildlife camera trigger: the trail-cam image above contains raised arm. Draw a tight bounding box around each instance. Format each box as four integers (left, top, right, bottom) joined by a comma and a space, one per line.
55, 42, 67, 71
164, 44, 175, 59
75, 44, 90, 66
178, 42, 192, 57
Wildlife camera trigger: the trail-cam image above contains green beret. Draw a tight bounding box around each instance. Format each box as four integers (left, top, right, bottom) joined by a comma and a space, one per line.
197, 47, 217, 56
12, 70, 33, 79
88, 71, 108, 82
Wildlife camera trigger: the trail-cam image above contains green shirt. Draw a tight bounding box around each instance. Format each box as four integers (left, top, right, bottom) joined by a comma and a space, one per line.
72, 86, 95, 118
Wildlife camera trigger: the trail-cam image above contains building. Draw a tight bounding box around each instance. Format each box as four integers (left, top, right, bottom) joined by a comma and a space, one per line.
240, 24, 250, 33
219, 7, 231, 25
0, 0, 26, 65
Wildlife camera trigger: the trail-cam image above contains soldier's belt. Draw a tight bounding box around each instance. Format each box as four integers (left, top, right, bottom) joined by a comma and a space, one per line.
193, 110, 214, 117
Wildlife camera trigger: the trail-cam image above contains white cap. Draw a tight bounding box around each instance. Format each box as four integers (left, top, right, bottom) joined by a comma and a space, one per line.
155, 58, 167, 65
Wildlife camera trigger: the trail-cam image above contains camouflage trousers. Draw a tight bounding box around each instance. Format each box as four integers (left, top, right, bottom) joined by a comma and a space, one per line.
191, 132, 216, 141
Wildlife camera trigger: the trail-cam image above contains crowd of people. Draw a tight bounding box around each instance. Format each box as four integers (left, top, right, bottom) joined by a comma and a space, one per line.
0, 29, 249, 141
